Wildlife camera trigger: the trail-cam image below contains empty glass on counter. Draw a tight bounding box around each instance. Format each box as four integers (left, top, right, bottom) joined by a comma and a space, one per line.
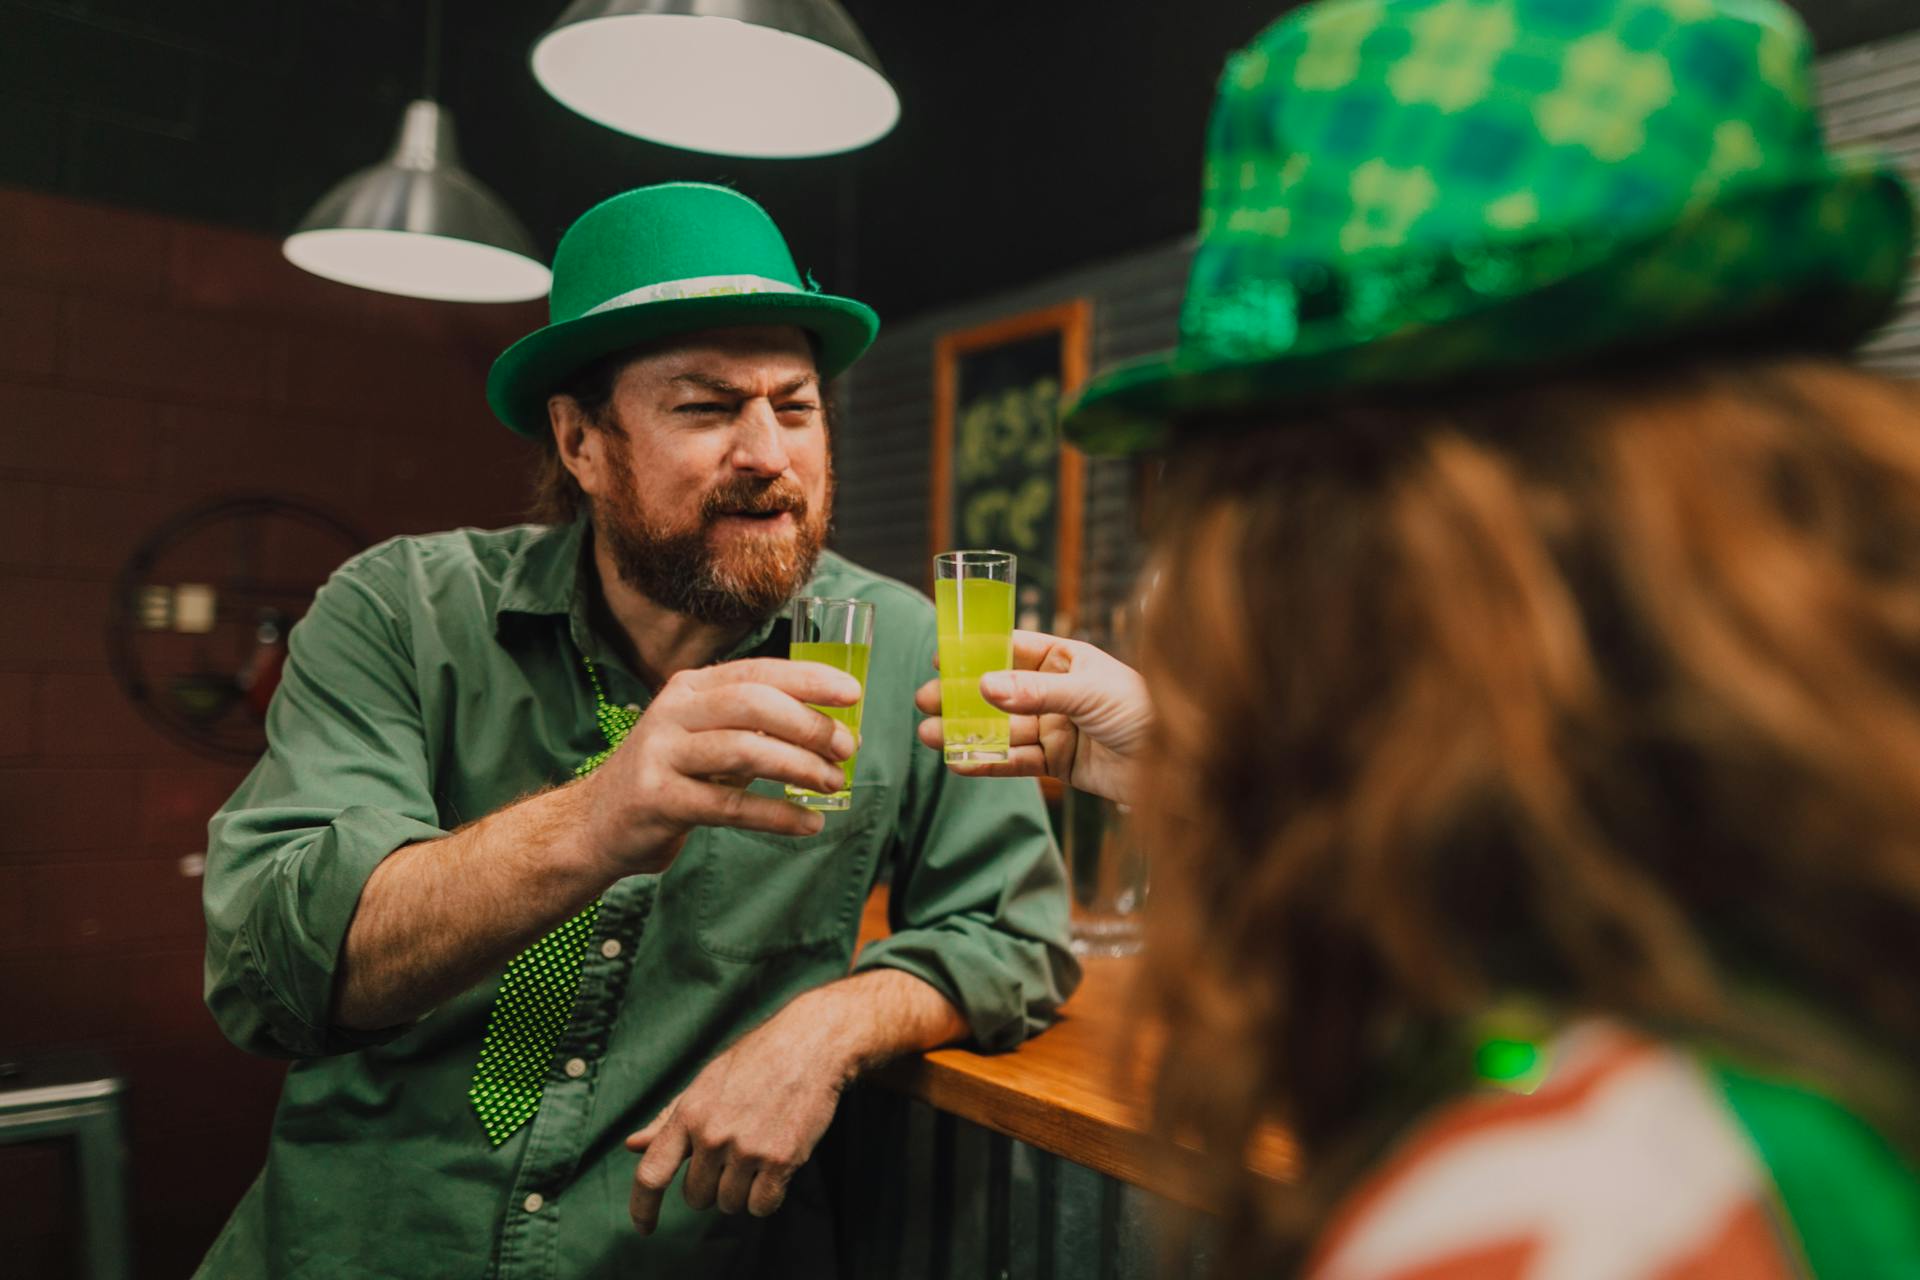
1063, 785, 1148, 957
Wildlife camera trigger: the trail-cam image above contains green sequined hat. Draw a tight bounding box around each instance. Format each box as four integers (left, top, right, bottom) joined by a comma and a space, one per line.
1061, 0, 1916, 455
487, 183, 879, 438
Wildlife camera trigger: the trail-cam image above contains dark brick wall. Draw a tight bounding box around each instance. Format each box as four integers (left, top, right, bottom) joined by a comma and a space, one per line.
0, 183, 544, 1278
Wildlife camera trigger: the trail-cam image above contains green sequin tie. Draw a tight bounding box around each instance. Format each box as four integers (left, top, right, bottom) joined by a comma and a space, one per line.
469, 657, 639, 1145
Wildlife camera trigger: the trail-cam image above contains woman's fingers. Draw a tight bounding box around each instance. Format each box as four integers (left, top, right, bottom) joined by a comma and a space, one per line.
977, 669, 1098, 717
916, 714, 1041, 752
945, 745, 1051, 779
913, 676, 942, 716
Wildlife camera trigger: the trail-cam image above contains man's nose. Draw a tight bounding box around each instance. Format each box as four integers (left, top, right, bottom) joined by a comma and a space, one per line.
729, 400, 791, 476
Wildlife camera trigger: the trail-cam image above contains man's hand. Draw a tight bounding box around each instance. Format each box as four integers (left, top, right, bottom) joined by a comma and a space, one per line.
624, 1021, 845, 1231
915, 630, 1150, 804
584, 658, 860, 878
625, 969, 968, 1234
334, 664, 861, 1034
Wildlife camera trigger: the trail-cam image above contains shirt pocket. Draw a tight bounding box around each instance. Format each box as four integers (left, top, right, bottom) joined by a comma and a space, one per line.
689, 780, 887, 963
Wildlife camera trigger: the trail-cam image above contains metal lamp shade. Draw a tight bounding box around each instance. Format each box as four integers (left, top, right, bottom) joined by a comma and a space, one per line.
284, 100, 552, 303
532, 0, 900, 158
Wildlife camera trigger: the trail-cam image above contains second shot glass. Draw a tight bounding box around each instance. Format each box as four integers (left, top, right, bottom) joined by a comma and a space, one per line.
933, 551, 1016, 763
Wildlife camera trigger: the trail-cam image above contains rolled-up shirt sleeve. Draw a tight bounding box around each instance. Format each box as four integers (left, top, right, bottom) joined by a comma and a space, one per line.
204, 553, 448, 1059
852, 622, 1082, 1051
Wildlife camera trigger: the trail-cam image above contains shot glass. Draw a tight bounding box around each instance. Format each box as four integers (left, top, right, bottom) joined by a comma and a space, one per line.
933, 550, 1016, 763
784, 596, 874, 811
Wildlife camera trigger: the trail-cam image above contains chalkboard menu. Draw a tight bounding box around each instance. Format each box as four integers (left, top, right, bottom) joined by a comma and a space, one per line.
931, 301, 1089, 633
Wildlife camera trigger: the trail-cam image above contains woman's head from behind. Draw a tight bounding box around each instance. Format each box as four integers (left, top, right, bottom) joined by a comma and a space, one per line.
1054, 0, 1918, 1266
1135, 356, 1920, 1248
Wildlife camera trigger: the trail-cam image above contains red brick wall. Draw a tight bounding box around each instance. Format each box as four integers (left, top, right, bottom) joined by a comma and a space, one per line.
0, 185, 546, 1278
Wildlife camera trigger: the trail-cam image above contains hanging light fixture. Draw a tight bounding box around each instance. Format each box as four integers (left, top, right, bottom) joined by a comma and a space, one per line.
531, 0, 899, 159
284, 0, 550, 303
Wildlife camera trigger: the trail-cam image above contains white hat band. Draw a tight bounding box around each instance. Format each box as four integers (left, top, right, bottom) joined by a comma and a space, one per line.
582, 273, 803, 316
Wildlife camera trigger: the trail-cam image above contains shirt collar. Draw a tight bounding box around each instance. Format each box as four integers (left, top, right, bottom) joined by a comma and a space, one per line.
496, 518, 589, 628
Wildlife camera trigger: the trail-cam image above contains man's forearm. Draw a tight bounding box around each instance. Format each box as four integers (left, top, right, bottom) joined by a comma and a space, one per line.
779, 967, 971, 1084
332, 781, 619, 1031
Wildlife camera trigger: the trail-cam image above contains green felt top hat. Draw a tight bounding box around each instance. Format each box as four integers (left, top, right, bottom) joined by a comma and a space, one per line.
1062, 0, 1915, 455
487, 183, 878, 437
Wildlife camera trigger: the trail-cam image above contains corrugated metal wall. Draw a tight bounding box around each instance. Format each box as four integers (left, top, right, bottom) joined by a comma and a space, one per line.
828, 1090, 1205, 1280
834, 30, 1920, 613
1819, 30, 1920, 376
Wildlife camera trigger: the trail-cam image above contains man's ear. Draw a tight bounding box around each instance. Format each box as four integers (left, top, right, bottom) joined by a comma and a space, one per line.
549, 395, 606, 498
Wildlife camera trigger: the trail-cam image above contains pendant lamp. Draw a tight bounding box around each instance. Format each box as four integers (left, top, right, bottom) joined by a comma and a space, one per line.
532, 0, 899, 158
283, 1, 550, 302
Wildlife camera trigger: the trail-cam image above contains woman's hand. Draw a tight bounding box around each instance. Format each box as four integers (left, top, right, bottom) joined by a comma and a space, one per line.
914, 631, 1150, 804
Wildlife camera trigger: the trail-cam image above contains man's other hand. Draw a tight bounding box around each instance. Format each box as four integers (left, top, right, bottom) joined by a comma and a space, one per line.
624, 994, 852, 1233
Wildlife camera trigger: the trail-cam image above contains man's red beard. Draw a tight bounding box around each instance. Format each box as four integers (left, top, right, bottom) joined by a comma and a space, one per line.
594, 445, 832, 627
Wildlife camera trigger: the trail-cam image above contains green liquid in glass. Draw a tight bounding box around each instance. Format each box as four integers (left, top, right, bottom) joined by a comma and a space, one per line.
935, 577, 1014, 762
785, 640, 870, 810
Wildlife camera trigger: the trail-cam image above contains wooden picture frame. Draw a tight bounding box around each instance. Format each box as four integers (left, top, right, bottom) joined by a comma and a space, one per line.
929, 299, 1091, 635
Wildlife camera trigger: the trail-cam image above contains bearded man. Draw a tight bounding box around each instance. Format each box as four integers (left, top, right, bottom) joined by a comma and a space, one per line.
196, 184, 1078, 1278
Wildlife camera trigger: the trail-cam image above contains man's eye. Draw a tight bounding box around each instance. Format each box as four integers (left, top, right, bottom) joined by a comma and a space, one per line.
675, 402, 728, 415
778, 402, 818, 416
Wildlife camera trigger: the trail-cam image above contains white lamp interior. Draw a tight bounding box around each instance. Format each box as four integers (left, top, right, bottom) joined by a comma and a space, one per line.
533, 14, 899, 158
284, 228, 552, 303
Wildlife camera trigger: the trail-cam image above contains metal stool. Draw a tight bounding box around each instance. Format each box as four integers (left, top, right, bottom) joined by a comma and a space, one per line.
0, 1052, 131, 1280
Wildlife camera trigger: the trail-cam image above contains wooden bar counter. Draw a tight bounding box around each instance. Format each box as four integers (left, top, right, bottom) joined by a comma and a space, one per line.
857, 891, 1299, 1209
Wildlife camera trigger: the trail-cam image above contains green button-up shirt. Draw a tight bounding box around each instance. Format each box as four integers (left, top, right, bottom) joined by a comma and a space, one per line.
196, 519, 1078, 1279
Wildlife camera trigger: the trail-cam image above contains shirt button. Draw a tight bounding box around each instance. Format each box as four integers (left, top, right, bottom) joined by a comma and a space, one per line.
564, 1057, 588, 1079
523, 1193, 544, 1214
600, 938, 623, 959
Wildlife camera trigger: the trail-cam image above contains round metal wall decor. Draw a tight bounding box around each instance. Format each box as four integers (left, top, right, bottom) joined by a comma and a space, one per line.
107, 495, 367, 762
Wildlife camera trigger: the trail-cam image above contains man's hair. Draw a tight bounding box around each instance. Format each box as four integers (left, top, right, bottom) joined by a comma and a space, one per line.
529, 348, 631, 525
1130, 355, 1920, 1268
528, 334, 832, 526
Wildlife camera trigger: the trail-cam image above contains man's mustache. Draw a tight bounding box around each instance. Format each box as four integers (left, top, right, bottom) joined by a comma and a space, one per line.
700, 478, 809, 522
